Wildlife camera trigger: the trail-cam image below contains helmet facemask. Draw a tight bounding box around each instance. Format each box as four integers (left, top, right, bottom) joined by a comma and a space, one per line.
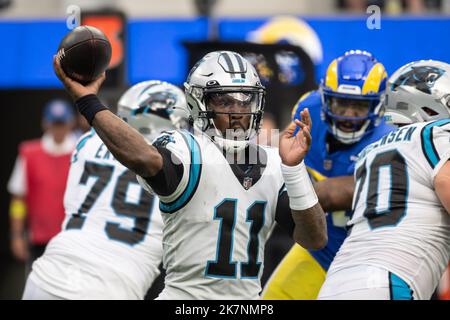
207, 88, 263, 140
322, 89, 383, 144
186, 84, 265, 153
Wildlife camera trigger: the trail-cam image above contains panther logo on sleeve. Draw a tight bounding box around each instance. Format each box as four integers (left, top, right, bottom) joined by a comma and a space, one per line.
153, 133, 175, 148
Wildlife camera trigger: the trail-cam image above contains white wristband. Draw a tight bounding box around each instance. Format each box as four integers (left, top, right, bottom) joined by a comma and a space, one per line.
281, 161, 318, 211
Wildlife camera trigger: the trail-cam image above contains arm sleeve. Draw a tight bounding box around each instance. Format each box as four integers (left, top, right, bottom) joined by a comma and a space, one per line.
137, 131, 199, 213
139, 146, 184, 197
7, 155, 26, 197
274, 186, 295, 236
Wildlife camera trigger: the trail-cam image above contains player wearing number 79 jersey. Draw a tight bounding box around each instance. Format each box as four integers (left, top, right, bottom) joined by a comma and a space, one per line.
23, 81, 189, 299
319, 60, 450, 300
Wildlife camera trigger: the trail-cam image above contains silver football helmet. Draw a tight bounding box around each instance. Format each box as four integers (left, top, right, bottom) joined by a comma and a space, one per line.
117, 80, 189, 141
384, 60, 450, 126
184, 51, 266, 152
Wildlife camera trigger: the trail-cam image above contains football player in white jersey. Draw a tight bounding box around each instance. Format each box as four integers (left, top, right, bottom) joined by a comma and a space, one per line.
318, 60, 450, 300
22, 80, 189, 300
53, 51, 327, 300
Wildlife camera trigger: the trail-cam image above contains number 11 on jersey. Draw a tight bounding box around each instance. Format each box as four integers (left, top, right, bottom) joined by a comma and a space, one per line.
206, 199, 266, 279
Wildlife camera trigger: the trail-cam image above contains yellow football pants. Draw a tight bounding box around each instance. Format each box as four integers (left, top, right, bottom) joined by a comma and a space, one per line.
262, 244, 326, 300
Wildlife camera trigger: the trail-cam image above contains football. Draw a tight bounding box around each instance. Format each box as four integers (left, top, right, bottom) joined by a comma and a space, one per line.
57, 25, 112, 84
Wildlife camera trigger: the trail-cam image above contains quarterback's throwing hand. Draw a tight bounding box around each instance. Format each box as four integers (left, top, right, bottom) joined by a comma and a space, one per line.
53, 55, 105, 101
279, 108, 312, 166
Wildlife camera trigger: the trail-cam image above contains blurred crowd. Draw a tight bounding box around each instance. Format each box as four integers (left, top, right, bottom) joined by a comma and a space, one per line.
0, 0, 449, 300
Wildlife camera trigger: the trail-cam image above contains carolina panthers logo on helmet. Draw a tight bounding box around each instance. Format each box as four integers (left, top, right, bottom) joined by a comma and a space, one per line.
391, 66, 445, 94
135, 91, 177, 119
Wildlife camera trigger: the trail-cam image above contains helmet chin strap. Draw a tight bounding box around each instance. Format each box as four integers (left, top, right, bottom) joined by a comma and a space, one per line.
209, 116, 250, 153
213, 135, 248, 153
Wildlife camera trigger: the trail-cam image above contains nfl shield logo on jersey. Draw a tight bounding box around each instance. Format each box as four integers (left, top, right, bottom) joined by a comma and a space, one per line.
243, 177, 253, 190
323, 159, 333, 171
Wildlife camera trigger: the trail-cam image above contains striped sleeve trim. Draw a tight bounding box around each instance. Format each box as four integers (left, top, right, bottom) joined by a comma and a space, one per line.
159, 130, 202, 213
420, 119, 450, 169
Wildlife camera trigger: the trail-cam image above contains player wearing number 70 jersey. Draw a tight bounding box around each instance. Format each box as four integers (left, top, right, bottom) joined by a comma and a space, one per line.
319, 60, 450, 300
22, 81, 189, 299
53, 50, 327, 300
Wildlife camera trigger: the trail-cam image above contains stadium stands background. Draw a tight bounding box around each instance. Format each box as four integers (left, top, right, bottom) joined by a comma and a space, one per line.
1, 0, 449, 299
